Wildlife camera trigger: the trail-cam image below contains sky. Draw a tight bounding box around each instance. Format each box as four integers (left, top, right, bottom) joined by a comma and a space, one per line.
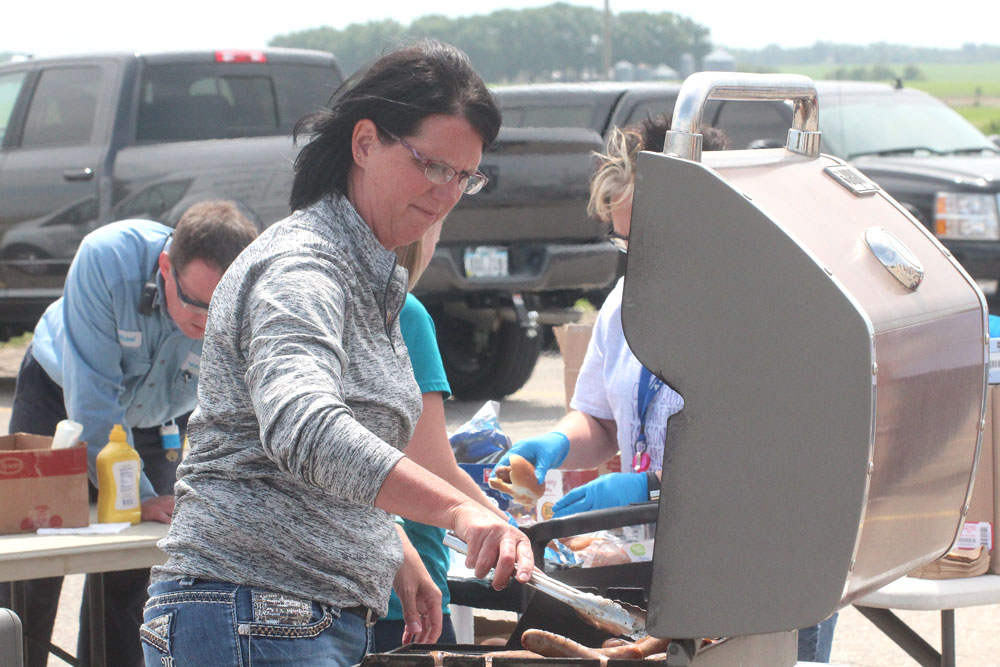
3, 0, 998, 57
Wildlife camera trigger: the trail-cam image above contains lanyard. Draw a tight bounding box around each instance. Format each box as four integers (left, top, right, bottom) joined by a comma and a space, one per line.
633, 366, 664, 472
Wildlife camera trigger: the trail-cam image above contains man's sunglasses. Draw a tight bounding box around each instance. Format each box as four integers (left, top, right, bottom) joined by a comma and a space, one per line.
171, 266, 211, 313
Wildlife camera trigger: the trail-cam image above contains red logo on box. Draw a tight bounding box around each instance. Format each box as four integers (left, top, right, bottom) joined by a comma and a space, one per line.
0, 457, 24, 476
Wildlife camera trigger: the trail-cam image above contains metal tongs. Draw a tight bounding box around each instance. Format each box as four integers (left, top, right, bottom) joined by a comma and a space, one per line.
443, 533, 647, 640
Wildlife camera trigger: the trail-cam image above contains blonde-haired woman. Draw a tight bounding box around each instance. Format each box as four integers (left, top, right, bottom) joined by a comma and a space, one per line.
493, 114, 728, 514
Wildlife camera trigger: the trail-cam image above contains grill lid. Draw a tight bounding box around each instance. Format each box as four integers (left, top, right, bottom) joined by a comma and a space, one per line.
621, 73, 986, 638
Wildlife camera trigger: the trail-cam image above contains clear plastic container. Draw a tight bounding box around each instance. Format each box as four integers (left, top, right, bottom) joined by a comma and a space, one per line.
51, 419, 83, 449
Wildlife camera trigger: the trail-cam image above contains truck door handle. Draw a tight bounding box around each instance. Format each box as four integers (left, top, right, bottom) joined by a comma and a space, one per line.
63, 167, 94, 181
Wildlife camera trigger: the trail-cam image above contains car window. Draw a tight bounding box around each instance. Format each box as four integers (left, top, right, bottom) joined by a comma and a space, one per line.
138, 65, 274, 141
0, 70, 27, 145
819, 93, 995, 158
21, 66, 102, 148
137, 62, 339, 142
271, 63, 341, 127
712, 100, 790, 150
622, 97, 677, 127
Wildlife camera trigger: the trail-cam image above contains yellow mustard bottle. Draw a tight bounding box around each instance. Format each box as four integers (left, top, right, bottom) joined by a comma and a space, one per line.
96, 424, 142, 524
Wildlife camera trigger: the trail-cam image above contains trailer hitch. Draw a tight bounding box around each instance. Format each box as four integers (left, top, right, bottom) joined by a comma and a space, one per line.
510, 292, 540, 339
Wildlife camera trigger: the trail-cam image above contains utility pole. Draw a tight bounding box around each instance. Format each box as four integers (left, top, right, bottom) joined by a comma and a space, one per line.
602, 0, 611, 79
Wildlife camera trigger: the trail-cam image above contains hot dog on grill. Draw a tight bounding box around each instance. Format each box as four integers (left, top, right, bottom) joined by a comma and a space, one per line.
520, 629, 604, 659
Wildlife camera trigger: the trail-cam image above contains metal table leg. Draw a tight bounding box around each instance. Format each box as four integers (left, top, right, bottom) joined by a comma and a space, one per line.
88, 573, 105, 667
9, 581, 80, 666
9, 581, 26, 662
941, 609, 955, 667
855, 605, 941, 667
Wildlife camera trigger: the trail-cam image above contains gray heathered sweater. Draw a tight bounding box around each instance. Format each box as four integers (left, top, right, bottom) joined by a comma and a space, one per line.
152, 195, 421, 614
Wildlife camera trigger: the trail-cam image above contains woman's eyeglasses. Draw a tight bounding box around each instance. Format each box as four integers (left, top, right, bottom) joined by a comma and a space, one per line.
607, 229, 629, 252
384, 130, 489, 195
171, 266, 211, 313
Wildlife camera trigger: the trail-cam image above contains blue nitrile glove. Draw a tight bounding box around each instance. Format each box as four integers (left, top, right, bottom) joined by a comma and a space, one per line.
990, 314, 1000, 338
551, 472, 648, 518
492, 432, 570, 486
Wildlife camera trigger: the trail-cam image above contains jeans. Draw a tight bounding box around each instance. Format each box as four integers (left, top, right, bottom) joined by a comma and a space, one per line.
0, 347, 185, 667
371, 614, 457, 654
142, 578, 372, 666
797, 613, 839, 663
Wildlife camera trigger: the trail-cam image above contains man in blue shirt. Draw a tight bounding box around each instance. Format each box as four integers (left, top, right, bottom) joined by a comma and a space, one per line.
0, 200, 257, 667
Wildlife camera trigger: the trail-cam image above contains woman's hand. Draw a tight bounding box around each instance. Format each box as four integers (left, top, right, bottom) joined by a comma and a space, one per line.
393, 524, 443, 645
451, 505, 534, 590
551, 472, 648, 518
375, 457, 533, 590
492, 432, 570, 485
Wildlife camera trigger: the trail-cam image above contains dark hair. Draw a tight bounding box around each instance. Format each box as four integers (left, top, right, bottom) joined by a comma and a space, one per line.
638, 113, 730, 155
170, 200, 258, 273
289, 40, 501, 211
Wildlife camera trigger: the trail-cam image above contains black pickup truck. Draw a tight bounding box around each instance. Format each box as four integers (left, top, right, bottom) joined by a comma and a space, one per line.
0, 48, 344, 334
443, 80, 1000, 399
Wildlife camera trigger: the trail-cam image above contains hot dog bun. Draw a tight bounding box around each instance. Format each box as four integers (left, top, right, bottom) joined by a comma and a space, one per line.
489, 454, 546, 506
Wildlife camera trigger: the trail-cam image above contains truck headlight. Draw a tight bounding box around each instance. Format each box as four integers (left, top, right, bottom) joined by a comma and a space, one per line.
934, 192, 1000, 241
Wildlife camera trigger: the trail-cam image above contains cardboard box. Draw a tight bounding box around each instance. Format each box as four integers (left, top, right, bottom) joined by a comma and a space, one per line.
553, 323, 594, 412
552, 321, 622, 499
0, 434, 89, 535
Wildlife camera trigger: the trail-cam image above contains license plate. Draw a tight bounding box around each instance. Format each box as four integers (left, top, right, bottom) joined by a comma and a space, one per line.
464, 246, 508, 278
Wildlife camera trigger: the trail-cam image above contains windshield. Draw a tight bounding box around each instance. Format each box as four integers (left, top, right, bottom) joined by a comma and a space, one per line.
819, 91, 996, 159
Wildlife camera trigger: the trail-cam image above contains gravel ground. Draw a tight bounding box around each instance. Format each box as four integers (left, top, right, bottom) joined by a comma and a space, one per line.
0, 341, 24, 378
3, 347, 1000, 665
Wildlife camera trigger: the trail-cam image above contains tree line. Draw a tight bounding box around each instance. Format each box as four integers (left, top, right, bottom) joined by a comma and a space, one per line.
731, 42, 1000, 68
269, 5, 999, 83
269, 3, 712, 83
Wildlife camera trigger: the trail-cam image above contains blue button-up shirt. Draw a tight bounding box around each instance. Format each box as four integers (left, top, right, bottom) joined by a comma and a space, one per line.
31, 220, 201, 502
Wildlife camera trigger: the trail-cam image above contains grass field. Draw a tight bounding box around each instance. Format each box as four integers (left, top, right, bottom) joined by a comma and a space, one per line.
775, 62, 1000, 133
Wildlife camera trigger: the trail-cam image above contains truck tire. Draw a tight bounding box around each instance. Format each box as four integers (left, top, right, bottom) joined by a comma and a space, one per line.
436, 316, 543, 401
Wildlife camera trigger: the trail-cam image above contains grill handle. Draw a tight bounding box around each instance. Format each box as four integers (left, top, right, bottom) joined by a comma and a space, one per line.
522, 502, 660, 565
665, 72, 821, 162
864, 227, 925, 290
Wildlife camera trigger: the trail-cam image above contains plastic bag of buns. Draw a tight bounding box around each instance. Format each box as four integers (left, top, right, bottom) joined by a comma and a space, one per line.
449, 401, 512, 464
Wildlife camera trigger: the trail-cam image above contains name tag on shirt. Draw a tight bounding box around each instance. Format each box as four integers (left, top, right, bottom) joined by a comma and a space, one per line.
118, 330, 143, 348
181, 352, 201, 378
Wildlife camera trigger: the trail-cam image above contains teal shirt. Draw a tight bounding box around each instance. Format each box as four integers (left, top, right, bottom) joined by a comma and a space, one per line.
385, 294, 453, 620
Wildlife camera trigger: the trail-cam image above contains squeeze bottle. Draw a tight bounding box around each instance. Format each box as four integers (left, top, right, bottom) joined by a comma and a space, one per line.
96, 424, 142, 524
